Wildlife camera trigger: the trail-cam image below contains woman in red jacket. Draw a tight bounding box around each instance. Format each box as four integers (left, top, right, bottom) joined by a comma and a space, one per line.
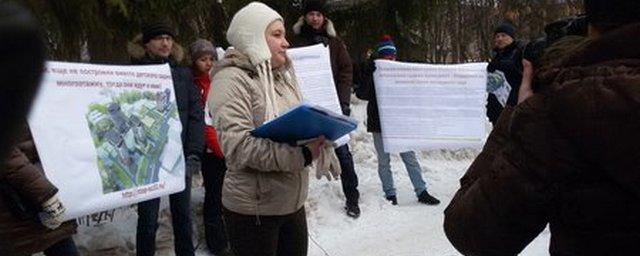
189, 39, 230, 255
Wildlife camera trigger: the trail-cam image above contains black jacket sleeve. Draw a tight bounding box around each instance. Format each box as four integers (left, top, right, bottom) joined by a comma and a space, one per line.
183, 69, 205, 157
355, 59, 375, 101
333, 39, 353, 116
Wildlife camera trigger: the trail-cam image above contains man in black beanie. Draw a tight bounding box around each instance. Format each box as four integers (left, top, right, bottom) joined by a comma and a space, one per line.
141, 22, 175, 46
445, 0, 640, 255
302, 0, 327, 15
290, 0, 362, 219
486, 22, 523, 125
128, 20, 204, 256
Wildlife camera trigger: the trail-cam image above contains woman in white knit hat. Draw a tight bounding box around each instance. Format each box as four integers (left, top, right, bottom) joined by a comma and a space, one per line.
207, 2, 339, 255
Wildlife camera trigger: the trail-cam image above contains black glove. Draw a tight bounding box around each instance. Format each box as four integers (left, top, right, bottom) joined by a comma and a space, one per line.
186, 154, 201, 176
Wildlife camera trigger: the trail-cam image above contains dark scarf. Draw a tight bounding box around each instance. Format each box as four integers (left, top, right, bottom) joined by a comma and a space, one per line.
132, 53, 177, 67
300, 23, 330, 46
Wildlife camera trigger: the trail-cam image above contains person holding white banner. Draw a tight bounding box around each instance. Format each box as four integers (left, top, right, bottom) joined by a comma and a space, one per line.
208, 2, 338, 255
291, 0, 362, 218
355, 35, 440, 206
128, 21, 205, 256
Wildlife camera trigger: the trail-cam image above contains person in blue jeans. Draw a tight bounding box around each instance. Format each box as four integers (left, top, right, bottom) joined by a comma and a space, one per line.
355, 35, 439, 206
372, 133, 438, 205
129, 21, 205, 256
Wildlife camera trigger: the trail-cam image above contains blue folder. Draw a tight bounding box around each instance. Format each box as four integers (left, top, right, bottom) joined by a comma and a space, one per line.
251, 102, 358, 143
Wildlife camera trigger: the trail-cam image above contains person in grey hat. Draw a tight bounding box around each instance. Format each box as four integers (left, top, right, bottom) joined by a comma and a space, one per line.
189, 38, 231, 256
445, 0, 640, 255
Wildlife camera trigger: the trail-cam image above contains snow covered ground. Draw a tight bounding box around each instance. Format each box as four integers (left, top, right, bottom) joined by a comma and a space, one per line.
71, 96, 551, 255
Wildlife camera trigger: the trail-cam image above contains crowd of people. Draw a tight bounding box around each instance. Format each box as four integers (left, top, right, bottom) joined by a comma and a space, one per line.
1, 0, 639, 255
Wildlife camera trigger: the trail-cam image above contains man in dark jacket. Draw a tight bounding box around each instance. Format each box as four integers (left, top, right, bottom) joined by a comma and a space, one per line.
290, 0, 361, 218
486, 22, 523, 124
444, 1, 640, 255
128, 21, 204, 256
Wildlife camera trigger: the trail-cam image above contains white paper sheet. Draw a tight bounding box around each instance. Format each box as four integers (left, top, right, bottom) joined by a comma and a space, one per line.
373, 60, 489, 152
487, 70, 512, 106
288, 44, 351, 146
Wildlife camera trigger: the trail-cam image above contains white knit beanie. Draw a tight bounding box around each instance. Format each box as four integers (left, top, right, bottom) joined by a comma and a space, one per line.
226, 2, 286, 120
226, 2, 283, 67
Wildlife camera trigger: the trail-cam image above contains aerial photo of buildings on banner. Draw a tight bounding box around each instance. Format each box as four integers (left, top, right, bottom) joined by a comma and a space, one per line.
86, 89, 183, 194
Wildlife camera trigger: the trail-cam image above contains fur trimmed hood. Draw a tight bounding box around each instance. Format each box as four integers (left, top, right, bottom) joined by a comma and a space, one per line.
535, 23, 640, 92
292, 16, 337, 38
560, 23, 640, 67
126, 33, 185, 63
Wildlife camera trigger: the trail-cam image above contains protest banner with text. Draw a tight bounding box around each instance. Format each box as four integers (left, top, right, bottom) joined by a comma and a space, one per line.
28, 61, 186, 220
373, 60, 488, 153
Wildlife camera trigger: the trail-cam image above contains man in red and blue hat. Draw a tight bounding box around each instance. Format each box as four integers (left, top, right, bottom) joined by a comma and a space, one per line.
356, 35, 440, 207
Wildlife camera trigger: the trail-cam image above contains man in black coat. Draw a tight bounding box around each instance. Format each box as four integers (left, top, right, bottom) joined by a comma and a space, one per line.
128, 21, 204, 256
486, 22, 523, 124
290, 0, 362, 218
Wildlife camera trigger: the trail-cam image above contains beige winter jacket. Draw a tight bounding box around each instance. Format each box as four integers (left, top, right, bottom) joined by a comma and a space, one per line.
208, 49, 309, 216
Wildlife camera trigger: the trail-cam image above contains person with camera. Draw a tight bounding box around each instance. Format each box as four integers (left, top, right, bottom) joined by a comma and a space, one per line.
486, 22, 524, 125
444, 0, 640, 255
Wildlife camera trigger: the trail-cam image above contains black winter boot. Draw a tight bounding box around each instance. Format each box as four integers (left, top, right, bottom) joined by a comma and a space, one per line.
345, 204, 360, 218
385, 195, 398, 205
417, 190, 440, 205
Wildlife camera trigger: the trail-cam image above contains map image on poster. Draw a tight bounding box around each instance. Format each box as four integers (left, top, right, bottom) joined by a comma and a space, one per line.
86, 89, 182, 193
28, 61, 186, 220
